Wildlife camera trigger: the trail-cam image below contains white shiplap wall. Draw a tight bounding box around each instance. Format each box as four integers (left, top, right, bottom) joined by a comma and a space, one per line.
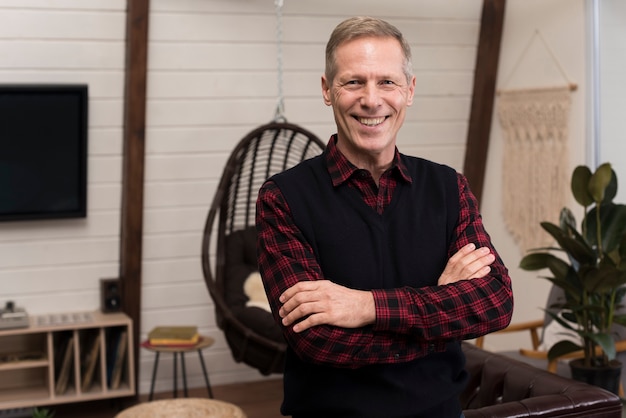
0, 0, 482, 394
0, 1, 126, 313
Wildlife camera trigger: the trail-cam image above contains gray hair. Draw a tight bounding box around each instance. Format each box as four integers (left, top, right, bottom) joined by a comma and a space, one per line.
325, 16, 414, 84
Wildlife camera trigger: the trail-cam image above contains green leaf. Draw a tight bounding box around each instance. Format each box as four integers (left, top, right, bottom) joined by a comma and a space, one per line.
619, 234, 626, 265
546, 310, 578, 332
520, 253, 569, 280
580, 265, 626, 293
603, 168, 619, 203
604, 204, 626, 253
584, 203, 626, 254
548, 340, 583, 362
542, 276, 582, 304
561, 311, 579, 324
32, 408, 55, 418
585, 332, 616, 360
615, 287, 626, 303
541, 222, 595, 265
559, 207, 577, 233
520, 252, 551, 270
588, 163, 613, 204
571, 165, 593, 207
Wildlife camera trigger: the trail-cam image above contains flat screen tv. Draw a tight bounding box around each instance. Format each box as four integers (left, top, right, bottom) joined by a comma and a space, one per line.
0, 84, 88, 222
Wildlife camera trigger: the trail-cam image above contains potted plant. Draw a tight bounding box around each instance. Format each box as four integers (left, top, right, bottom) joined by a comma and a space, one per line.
32, 407, 55, 418
519, 162, 626, 394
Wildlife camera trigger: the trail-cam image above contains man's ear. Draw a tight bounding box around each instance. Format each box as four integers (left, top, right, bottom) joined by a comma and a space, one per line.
406, 75, 416, 106
321, 75, 332, 106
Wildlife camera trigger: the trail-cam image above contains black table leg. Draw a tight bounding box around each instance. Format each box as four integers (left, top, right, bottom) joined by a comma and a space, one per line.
197, 349, 214, 398
148, 352, 160, 401
181, 352, 188, 397
173, 352, 178, 398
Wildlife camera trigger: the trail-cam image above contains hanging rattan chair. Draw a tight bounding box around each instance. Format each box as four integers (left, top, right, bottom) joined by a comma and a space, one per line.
201, 121, 325, 375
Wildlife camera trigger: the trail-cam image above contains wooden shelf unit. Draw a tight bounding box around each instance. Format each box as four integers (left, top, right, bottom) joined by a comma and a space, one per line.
0, 311, 135, 410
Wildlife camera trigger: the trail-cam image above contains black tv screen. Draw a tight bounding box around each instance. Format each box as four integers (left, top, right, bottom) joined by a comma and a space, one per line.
0, 84, 88, 221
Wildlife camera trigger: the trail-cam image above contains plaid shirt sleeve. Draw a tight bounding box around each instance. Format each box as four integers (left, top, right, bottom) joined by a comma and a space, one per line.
256, 173, 513, 368
372, 173, 513, 339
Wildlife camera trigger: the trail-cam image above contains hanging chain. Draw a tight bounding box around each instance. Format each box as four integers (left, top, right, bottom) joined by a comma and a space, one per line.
273, 0, 286, 122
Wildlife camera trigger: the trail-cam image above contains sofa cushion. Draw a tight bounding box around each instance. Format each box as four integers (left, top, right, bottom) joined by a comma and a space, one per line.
224, 227, 259, 308
224, 226, 284, 344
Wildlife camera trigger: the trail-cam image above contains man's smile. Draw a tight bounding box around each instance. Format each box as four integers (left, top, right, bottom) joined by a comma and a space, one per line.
356, 116, 387, 126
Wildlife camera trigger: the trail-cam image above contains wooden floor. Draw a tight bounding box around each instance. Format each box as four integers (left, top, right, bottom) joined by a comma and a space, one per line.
51, 378, 286, 418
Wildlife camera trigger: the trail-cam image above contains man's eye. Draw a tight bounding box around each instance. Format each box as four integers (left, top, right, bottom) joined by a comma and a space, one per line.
381, 80, 395, 85
342, 80, 362, 90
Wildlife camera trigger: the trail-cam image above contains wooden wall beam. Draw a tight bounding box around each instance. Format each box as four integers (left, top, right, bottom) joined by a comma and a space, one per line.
463, 0, 506, 205
120, 0, 149, 393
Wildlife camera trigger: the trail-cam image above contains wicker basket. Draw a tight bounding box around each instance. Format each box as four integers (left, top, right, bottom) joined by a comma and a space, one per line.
115, 398, 247, 418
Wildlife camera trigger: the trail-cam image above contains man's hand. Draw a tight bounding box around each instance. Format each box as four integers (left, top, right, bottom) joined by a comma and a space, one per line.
438, 243, 495, 285
279, 280, 375, 333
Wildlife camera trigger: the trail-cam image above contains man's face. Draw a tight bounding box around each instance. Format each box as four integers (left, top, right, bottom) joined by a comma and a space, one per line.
322, 36, 415, 165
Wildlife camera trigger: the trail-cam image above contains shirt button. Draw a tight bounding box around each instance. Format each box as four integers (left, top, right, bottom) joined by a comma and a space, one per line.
394, 353, 400, 360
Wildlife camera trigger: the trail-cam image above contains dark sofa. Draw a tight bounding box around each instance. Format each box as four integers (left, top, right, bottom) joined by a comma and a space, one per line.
461, 343, 623, 417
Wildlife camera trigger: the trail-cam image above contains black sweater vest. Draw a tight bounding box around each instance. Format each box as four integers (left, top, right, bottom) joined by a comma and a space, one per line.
271, 153, 467, 417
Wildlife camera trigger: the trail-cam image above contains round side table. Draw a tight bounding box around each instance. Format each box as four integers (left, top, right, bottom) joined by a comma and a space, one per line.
141, 335, 215, 400
115, 398, 246, 418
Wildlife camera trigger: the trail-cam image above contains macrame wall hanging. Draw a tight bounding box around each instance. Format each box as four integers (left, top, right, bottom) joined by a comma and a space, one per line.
497, 30, 577, 253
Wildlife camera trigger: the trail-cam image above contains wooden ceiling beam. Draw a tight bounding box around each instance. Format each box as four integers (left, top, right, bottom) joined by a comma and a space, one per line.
463, 0, 506, 205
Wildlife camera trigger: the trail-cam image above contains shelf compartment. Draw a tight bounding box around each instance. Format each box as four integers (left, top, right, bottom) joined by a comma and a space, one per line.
0, 367, 49, 396
0, 333, 47, 358
0, 311, 134, 410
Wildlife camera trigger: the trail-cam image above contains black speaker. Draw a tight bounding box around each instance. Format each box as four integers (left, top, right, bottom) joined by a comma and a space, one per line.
100, 278, 122, 313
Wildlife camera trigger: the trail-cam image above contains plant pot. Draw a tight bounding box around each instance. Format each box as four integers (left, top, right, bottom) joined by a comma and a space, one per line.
569, 358, 622, 395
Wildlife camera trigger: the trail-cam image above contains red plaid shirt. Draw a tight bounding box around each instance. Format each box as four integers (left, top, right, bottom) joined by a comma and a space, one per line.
256, 136, 513, 367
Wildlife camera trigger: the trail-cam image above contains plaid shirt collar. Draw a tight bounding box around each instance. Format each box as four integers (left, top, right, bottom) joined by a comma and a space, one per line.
324, 134, 412, 187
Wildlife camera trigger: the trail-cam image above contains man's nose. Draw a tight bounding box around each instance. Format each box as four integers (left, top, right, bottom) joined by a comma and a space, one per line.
360, 83, 381, 107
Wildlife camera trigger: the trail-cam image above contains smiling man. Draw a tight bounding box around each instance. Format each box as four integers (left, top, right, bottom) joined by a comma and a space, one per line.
256, 16, 513, 418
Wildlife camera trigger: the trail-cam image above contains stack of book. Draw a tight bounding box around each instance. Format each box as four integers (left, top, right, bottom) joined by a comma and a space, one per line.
147, 325, 199, 347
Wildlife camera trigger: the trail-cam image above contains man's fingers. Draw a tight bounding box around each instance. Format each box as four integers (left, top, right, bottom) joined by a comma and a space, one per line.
291, 312, 324, 333
466, 253, 495, 278
460, 265, 492, 281
280, 280, 321, 303
438, 245, 496, 285
278, 280, 375, 332
280, 292, 331, 332
279, 282, 328, 327
281, 302, 310, 326
280, 281, 322, 314
448, 243, 476, 263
